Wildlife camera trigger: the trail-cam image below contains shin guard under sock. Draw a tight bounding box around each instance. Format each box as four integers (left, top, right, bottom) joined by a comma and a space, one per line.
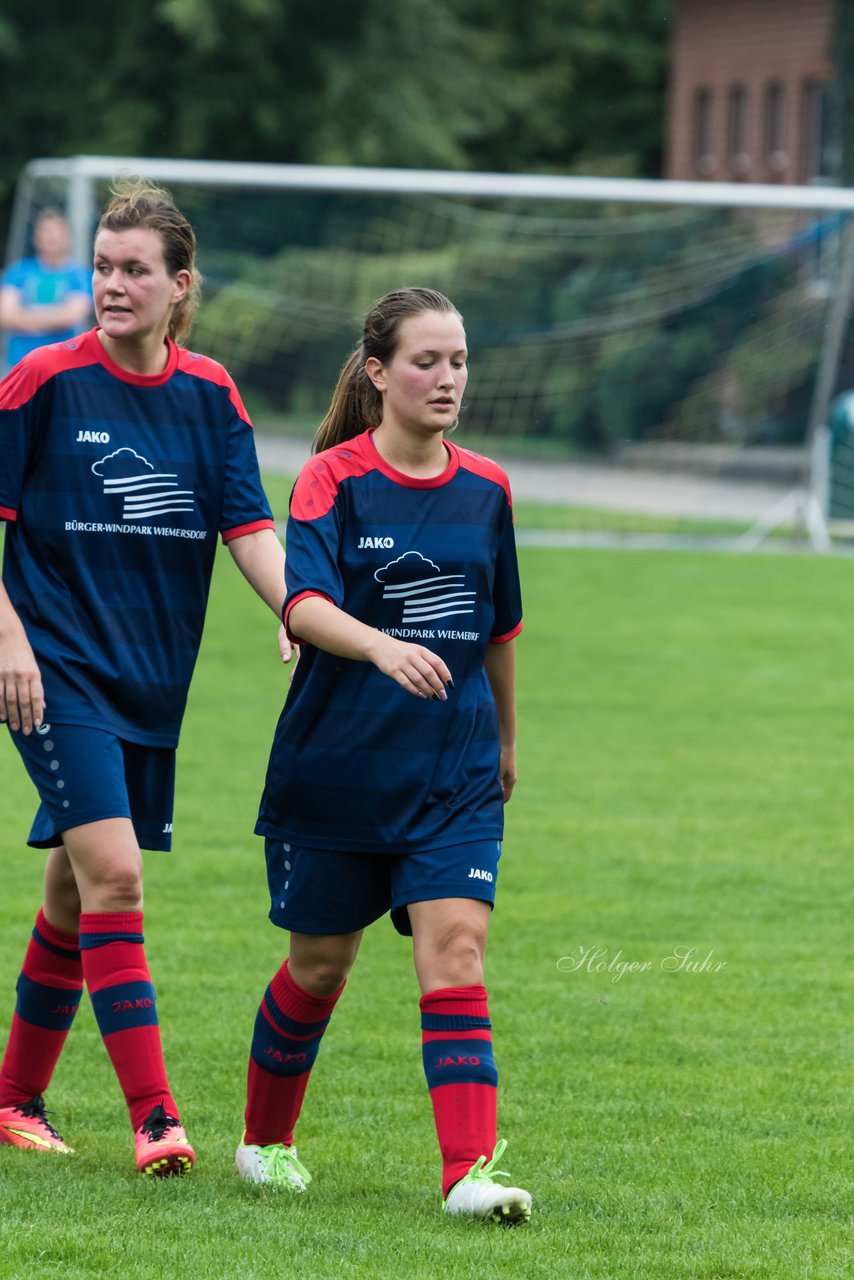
420, 984, 498, 1198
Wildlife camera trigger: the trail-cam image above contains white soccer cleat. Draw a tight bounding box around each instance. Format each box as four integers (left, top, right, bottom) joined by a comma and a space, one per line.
442, 1138, 532, 1224
235, 1137, 311, 1191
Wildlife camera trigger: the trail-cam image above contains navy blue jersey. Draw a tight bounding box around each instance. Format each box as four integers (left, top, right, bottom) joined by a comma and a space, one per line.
256, 429, 522, 854
0, 328, 275, 747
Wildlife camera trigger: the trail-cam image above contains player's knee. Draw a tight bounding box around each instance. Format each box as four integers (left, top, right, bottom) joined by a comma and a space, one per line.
432, 925, 486, 986
84, 865, 143, 912
290, 954, 352, 996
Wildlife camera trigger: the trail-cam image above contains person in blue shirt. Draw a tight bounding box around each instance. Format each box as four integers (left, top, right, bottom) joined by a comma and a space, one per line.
0, 179, 291, 1176
0, 210, 92, 372
236, 287, 532, 1223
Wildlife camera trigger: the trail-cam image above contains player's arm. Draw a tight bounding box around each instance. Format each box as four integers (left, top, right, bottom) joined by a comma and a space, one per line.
0, 577, 45, 734
0, 285, 89, 335
484, 638, 517, 803
226, 526, 294, 663
289, 595, 452, 701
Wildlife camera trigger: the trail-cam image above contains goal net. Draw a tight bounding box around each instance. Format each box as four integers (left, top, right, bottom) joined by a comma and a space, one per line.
9, 158, 854, 542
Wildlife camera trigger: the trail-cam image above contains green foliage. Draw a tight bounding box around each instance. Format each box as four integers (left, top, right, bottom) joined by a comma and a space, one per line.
193, 201, 814, 452
0, 1, 672, 235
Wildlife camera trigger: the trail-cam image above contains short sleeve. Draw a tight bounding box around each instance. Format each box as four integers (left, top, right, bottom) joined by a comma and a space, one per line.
490, 494, 523, 643
282, 467, 345, 642
219, 397, 275, 543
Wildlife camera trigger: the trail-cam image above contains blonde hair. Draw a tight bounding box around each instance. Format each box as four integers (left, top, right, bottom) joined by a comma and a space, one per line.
96, 177, 202, 345
313, 287, 462, 453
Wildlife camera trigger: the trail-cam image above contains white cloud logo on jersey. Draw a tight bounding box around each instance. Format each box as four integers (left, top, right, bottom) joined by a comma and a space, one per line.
92, 448, 195, 521
375, 551, 476, 623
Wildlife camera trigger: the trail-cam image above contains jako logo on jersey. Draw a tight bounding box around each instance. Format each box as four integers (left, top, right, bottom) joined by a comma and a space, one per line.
468, 868, 494, 882
36, 722, 51, 736
76, 430, 110, 444
358, 536, 395, 549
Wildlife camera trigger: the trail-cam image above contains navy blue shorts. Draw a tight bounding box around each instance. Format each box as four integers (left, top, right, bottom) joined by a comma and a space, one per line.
9, 721, 176, 852
263, 838, 502, 937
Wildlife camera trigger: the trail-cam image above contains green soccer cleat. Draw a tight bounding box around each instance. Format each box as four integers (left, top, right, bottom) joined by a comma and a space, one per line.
235, 1137, 312, 1191
443, 1139, 532, 1224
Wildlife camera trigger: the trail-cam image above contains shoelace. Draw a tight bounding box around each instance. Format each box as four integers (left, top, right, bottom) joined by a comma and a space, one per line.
264, 1144, 310, 1183
18, 1094, 64, 1141
140, 1105, 180, 1142
466, 1138, 511, 1185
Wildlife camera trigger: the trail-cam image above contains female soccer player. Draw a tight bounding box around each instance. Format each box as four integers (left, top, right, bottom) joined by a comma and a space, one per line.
0, 180, 291, 1176
236, 287, 532, 1223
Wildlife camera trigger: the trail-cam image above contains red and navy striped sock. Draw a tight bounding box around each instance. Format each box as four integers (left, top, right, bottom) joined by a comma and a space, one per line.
0, 908, 84, 1106
420, 984, 498, 1198
79, 911, 177, 1131
244, 959, 344, 1147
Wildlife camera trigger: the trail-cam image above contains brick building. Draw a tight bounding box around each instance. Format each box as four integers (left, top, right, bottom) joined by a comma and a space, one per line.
666, 0, 836, 184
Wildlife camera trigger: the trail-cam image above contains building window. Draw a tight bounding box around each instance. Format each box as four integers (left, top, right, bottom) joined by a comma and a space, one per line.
692, 88, 715, 175
803, 80, 838, 183
728, 84, 750, 176
764, 81, 787, 174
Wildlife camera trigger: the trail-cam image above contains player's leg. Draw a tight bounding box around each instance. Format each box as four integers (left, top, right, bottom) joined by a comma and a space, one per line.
399, 842, 531, 1223
1, 723, 106, 1156
62, 816, 193, 1175
0, 847, 83, 1154
237, 841, 385, 1189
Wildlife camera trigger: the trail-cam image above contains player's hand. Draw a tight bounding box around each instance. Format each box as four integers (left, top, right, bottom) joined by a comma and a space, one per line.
0, 633, 45, 734
498, 742, 517, 803
278, 624, 299, 683
370, 635, 453, 701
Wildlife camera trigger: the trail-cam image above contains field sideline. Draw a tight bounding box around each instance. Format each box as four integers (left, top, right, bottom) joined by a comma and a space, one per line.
1, 541, 852, 1279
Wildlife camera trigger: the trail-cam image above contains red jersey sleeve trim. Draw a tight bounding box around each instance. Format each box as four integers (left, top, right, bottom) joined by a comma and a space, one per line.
221, 518, 275, 544
284, 590, 334, 643
489, 621, 523, 645
0, 505, 17, 522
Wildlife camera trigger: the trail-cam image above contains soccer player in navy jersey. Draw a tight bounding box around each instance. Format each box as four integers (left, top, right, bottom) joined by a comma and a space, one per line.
236, 287, 532, 1223
0, 180, 292, 1175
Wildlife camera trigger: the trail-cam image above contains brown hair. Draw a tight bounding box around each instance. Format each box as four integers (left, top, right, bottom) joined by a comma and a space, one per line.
96, 177, 202, 345
313, 287, 462, 453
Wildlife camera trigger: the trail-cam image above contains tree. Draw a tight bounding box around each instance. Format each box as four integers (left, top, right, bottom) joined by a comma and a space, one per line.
0, 0, 673, 245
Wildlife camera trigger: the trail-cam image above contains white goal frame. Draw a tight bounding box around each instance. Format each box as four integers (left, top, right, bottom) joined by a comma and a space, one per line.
9, 155, 854, 549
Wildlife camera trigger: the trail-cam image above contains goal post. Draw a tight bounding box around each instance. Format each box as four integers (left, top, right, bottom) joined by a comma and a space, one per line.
9, 154, 854, 546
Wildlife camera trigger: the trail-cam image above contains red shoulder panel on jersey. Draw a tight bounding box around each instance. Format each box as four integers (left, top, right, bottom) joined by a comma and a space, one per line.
221, 518, 276, 544
0, 505, 17, 523
177, 348, 253, 426
453, 444, 514, 508
290, 437, 376, 521
0, 333, 97, 411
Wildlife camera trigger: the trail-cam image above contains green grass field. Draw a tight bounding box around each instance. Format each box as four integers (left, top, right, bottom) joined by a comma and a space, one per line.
1, 543, 853, 1279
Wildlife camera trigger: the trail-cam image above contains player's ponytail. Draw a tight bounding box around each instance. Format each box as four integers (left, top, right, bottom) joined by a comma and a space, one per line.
313, 344, 381, 453
313, 287, 461, 454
